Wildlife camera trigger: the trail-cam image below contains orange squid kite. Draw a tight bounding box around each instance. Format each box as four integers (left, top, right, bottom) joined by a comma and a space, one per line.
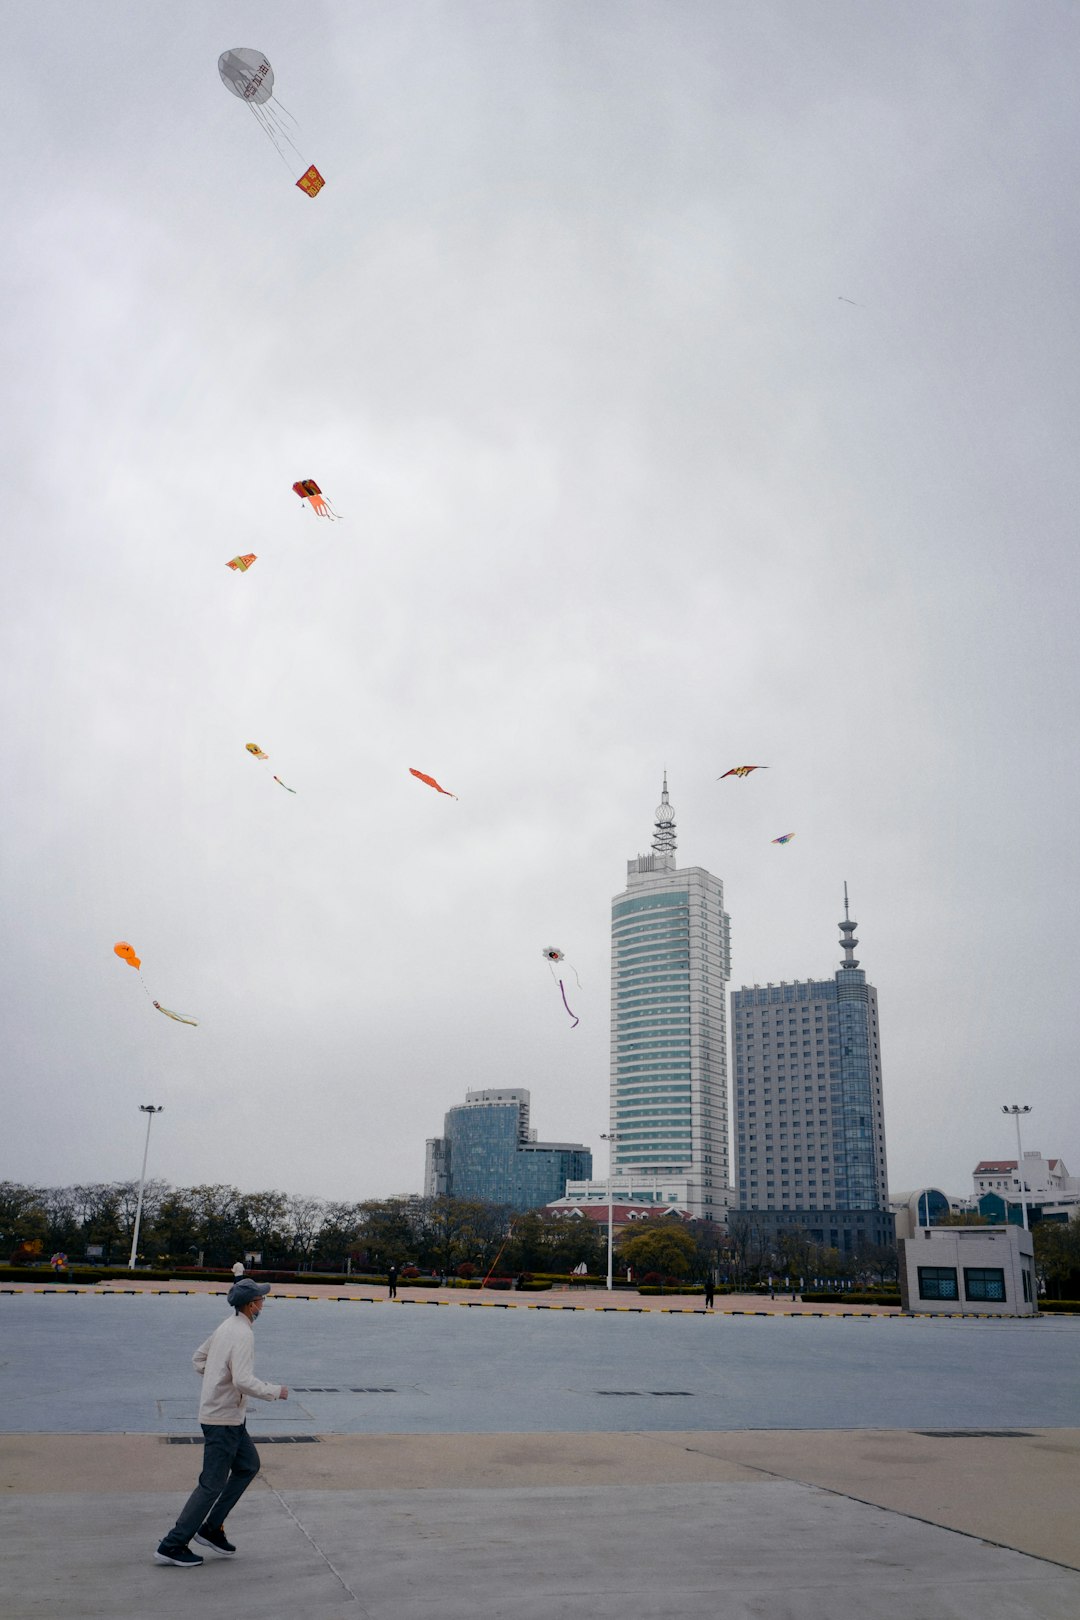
292, 480, 341, 519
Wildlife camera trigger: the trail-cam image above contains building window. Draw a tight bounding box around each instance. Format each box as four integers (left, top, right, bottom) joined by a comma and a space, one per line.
917, 1267, 958, 1301
964, 1268, 1005, 1303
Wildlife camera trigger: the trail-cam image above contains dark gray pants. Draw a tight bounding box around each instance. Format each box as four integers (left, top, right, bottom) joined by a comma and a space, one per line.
160, 1424, 260, 1551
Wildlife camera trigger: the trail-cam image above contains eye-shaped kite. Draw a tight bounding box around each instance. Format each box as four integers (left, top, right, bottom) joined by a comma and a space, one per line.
246, 744, 296, 792
292, 480, 341, 519
772, 833, 795, 845
410, 768, 457, 799
718, 765, 768, 779
542, 947, 580, 1028
113, 943, 198, 1027
218, 49, 326, 196
226, 554, 258, 572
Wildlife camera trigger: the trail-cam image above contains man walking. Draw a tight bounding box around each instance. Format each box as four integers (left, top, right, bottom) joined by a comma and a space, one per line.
155, 1279, 288, 1568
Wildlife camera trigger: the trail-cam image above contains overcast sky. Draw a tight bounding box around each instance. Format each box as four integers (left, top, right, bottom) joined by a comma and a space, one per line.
2, 2, 1078, 1206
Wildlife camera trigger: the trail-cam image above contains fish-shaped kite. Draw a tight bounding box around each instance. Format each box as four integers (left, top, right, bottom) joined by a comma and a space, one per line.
226, 554, 258, 572
772, 833, 795, 845
292, 479, 341, 519
409, 768, 457, 799
542, 947, 580, 1028
246, 743, 296, 792
113, 943, 197, 1028
718, 765, 768, 778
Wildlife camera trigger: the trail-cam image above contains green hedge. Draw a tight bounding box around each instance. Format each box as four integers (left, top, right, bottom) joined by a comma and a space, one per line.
637, 1284, 705, 1296
800, 1290, 901, 1306
1035, 1300, 1080, 1313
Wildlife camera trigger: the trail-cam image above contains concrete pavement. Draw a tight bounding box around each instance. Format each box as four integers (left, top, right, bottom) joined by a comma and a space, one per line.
3, 1430, 1080, 1618
4, 1290, 1080, 1618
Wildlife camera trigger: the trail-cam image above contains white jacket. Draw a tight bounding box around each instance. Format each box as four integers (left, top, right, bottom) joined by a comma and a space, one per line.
192, 1312, 283, 1425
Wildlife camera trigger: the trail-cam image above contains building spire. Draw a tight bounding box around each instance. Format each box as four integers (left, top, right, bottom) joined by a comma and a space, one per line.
839, 881, 859, 968
652, 771, 677, 859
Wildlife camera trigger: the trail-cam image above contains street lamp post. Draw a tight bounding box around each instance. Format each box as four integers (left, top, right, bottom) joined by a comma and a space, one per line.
1001, 1105, 1032, 1231
600, 1131, 619, 1291
128, 1105, 164, 1269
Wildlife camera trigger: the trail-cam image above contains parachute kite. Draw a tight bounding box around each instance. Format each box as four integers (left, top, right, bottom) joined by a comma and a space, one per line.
113, 943, 198, 1027
292, 480, 340, 519
718, 765, 768, 779
772, 833, 795, 845
409, 768, 457, 799
542, 947, 580, 1029
217, 49, 325, 195
226, 554, 258, 572
246, 744, 296, 792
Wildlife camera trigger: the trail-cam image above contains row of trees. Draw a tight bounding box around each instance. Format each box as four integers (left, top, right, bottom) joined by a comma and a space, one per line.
0, 1180, 607, 1275
19, 1179, 1073, 1291
2, 1178, 903, 1286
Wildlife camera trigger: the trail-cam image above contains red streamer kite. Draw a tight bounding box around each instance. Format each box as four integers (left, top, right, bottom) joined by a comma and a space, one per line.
409, 768, 458, 799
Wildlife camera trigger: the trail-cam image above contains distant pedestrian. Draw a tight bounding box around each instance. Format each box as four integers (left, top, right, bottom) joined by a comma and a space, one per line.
386, 1262, 398, 1300
231, 1260, 244, 1281
154, 1279, 288, 1569
703, 1275, 715, 1309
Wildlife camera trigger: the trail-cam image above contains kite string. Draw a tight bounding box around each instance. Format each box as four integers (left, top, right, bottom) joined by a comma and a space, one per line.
481, 1221, 516, 1287
249, 102, 307, 173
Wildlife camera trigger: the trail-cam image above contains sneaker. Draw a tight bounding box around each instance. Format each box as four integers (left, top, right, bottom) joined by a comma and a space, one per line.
195, 1524, 237, 1557
154, 1543, 203, 1568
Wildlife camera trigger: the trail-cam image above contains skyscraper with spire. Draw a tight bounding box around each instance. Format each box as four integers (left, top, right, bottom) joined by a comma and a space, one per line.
599, 775, 732, 1221
729, 889, 893, 1253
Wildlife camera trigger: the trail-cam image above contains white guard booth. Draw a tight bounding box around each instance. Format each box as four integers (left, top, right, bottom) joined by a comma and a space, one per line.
898, 1225, 1037, 1316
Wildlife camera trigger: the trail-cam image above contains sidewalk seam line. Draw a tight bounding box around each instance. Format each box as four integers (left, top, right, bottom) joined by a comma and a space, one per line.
261, 1477, 369, 1610
677, 1444, 1080, 1576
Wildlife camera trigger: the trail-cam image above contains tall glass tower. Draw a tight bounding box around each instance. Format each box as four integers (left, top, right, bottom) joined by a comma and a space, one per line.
608, 777, 732, 1220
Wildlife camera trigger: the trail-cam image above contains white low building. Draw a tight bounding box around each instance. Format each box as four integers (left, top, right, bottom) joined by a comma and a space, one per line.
898, 1225, 1036, 1316
973, 1151, 1080, 1202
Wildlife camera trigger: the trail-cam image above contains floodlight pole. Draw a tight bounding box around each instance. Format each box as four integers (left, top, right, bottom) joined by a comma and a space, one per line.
601, 1131, 619, 1291
128, 1105, 164, 1269
1002, 1105, 1032, 1231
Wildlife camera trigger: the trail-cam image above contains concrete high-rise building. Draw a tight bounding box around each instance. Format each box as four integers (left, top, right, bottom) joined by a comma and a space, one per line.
568, 776, 732, 1221
425, 1088, 592, 1211
730, 889, 893, 1252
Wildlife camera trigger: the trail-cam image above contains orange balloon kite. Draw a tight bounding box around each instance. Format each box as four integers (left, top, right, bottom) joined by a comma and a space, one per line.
112, 943, 198, 1026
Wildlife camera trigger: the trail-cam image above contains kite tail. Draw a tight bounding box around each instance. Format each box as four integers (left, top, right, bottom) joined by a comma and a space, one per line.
559, 979, 579, 1029
273, 775, 297, 793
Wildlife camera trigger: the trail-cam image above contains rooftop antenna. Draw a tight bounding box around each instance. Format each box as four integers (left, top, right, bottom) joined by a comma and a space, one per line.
652, 771, 677, 859
839, 881, 859, 968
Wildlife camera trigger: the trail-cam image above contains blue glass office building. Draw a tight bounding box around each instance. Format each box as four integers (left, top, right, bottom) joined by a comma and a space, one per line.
427, 1089, 592, 1211
730, 890, 893, 1251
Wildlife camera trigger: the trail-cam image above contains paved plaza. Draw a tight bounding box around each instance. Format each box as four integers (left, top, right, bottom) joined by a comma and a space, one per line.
3, 1288, 1080, 1617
